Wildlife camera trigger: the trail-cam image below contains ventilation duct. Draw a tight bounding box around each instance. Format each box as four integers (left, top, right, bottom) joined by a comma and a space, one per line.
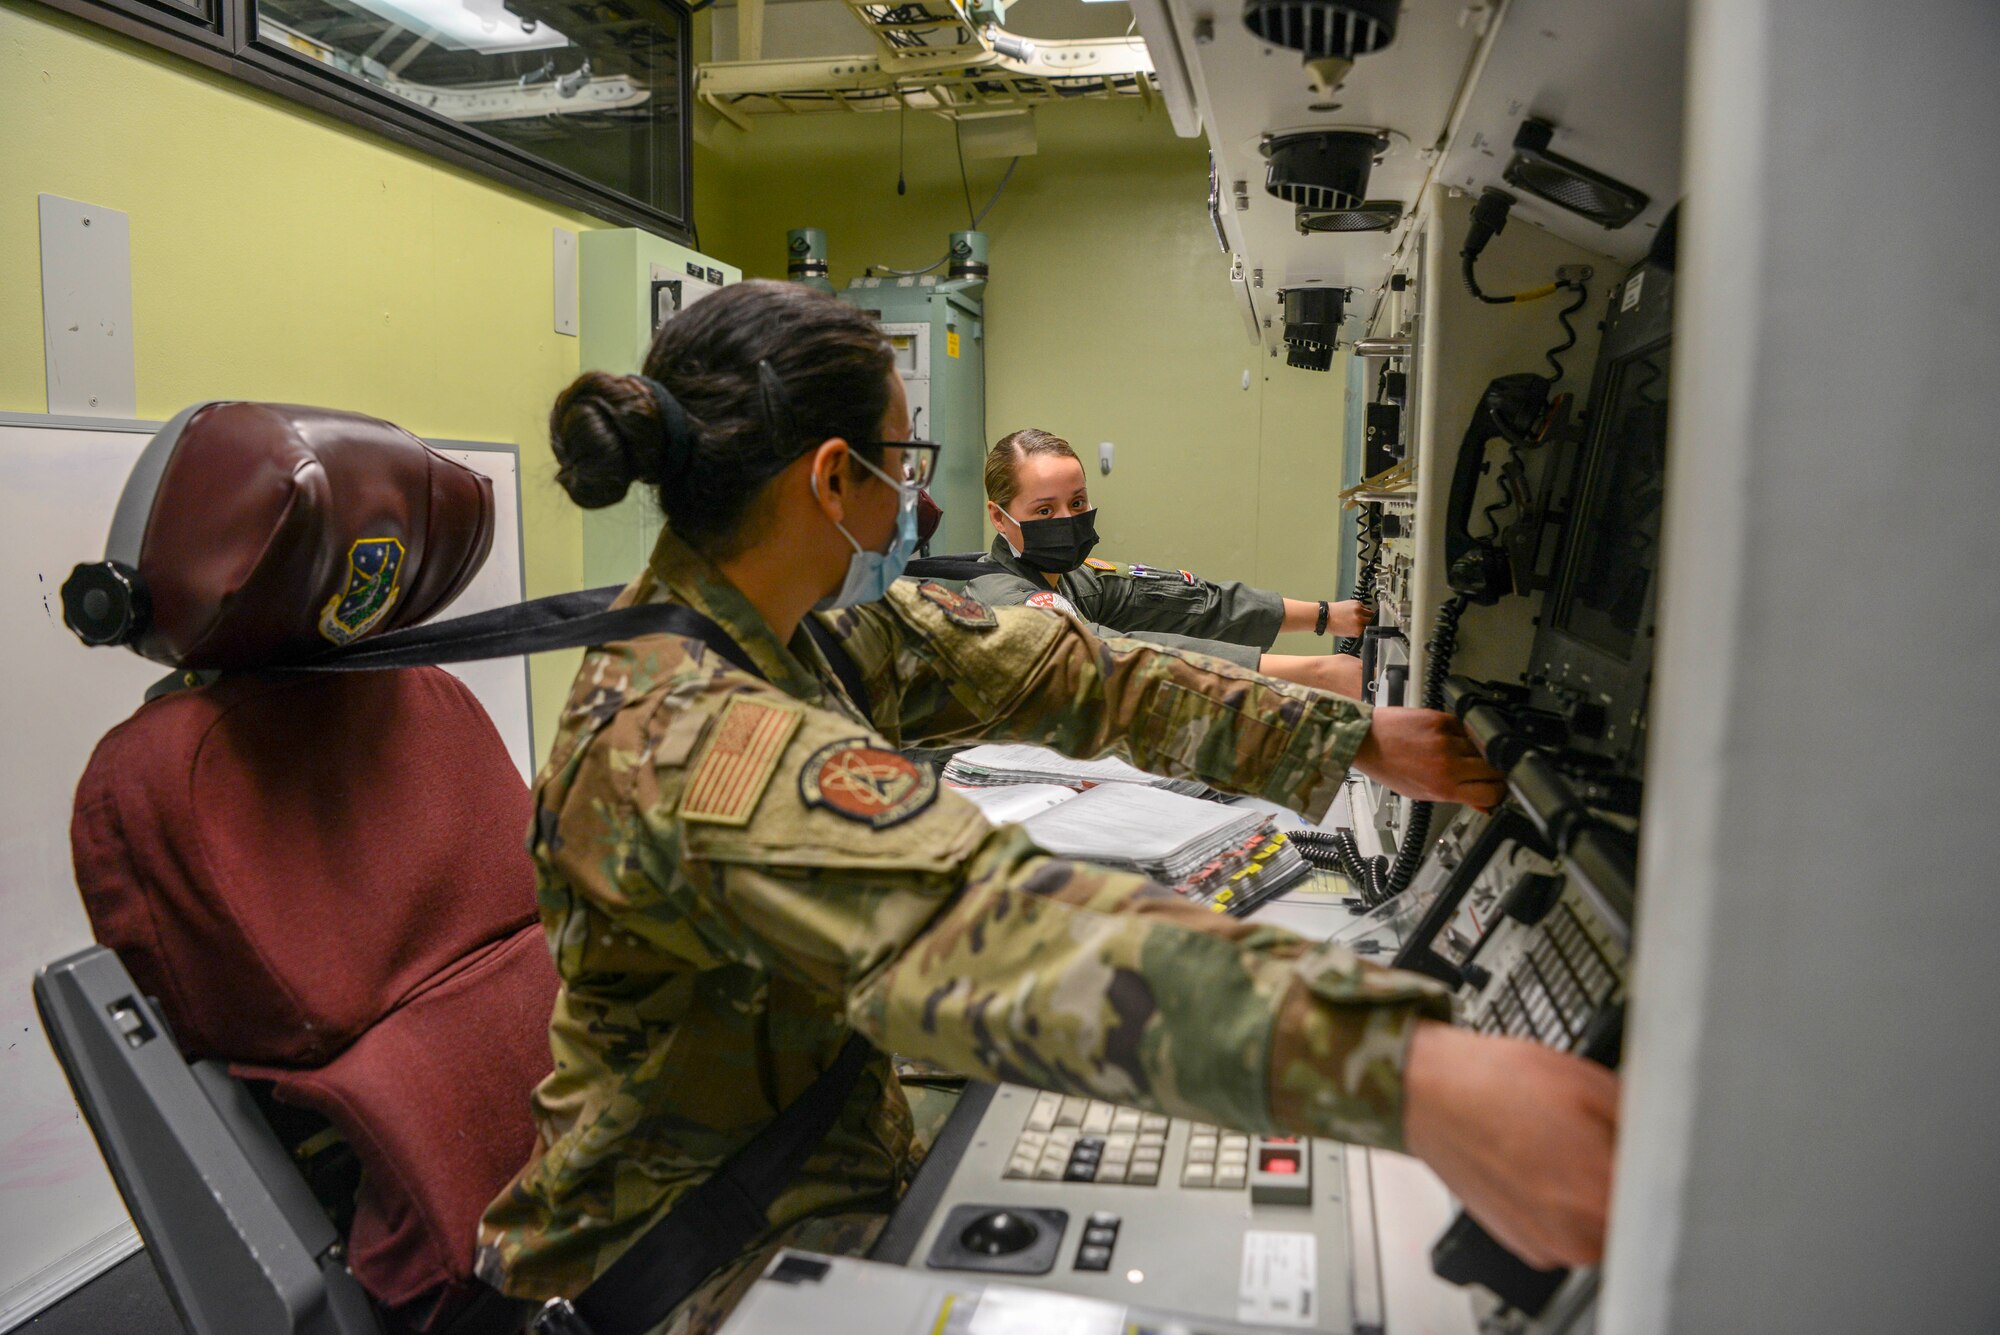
1242, 0, 1398, 60
1263, 131, 1385, 212
1280, 287, 1347, 372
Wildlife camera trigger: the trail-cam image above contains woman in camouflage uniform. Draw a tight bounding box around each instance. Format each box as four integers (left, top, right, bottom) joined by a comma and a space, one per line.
475, 281, 1618, 1332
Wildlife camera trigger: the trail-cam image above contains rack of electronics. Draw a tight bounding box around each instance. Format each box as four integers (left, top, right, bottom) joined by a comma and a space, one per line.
1365, 239, 1670, 1329
772, 3, 1691, 1334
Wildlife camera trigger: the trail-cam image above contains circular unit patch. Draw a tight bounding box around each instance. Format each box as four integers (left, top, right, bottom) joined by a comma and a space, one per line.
799, 739, 940, 829
1025, 590, 1079, 617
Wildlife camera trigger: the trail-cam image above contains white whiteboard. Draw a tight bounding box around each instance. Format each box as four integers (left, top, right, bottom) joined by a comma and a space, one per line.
0, 415, 532, 1329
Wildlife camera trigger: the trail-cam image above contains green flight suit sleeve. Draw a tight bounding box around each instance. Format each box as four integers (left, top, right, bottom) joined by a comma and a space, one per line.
966, 569, 1262, 668
668, 702, 1450, 1153
1080, 562, 1287, 651
818, 582, 1370, 819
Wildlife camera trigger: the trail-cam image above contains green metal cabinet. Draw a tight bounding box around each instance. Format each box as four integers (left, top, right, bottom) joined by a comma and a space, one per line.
838, 280, 987, 556
578, 229, 741, 589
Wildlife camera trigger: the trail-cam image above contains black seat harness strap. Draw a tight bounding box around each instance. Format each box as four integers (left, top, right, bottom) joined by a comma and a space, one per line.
900, 553, 994, 582
296, 587, 877, 1335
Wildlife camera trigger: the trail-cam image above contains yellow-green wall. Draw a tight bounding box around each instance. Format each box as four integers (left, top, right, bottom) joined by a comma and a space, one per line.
695, 100, 1353, 653
0, 0, 603, 757
4, 0, 1357, 743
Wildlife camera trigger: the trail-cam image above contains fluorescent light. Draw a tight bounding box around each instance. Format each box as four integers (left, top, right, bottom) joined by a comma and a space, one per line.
345, 0, 571, 54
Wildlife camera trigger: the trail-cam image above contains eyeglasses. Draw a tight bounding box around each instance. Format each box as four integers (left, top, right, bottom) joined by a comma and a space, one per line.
755, 359, 940, 489
854, 440, 940, 489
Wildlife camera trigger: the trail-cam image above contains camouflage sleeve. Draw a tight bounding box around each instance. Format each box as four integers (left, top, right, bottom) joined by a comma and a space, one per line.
1089, 566, 1287, 650
842, 825, 1453, 1152
674, 729, 1451, 1151
821, 583, 1370, 819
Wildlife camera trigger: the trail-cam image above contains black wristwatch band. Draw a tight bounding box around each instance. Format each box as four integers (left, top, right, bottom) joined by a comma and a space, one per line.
1315, 600, 1330, 636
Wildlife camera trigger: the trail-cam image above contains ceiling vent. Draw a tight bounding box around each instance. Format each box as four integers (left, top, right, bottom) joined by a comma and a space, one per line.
1243, 0, 1398, 60
1263, 131, 1385, 213
1503, 118, 1650, 229
1298, 200, 1403, 233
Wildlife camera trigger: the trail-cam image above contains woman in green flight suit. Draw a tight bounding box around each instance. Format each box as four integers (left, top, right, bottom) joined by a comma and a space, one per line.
474, 281, 1617, 1333
967, 429, 1375, 698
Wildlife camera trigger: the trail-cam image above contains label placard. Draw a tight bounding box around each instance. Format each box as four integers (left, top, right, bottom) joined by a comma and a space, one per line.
1622, 270, 1646, 312
1238, 1230, 1318, 1327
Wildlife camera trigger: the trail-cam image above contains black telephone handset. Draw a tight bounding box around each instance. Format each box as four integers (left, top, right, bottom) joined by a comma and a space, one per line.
1444, 373, 1553, 605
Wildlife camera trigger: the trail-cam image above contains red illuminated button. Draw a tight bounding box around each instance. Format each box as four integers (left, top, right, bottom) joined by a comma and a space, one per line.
1258, 1148, 1303, 1174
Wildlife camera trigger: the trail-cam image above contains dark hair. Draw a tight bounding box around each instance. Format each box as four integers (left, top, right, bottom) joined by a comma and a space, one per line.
550, 279, 896, 556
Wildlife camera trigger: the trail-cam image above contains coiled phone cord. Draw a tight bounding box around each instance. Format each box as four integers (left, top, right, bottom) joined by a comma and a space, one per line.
1335, 511, 1383, 659
1316, 595, 1469, 908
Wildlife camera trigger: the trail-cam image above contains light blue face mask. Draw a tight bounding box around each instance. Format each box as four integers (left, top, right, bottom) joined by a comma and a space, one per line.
814, 451, 919, 610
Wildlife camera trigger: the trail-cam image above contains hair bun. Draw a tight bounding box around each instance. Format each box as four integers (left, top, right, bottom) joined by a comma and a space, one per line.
549, 371, 664, 509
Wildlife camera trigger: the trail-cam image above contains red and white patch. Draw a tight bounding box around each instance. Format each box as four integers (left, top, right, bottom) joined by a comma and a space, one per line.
799, 740, 939, 828
1025, 590, 1079, 617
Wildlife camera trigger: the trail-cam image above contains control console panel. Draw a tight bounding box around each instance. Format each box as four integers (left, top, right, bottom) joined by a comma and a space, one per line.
721, 1250, 1307, 1335
876, 1085, 1384, 1334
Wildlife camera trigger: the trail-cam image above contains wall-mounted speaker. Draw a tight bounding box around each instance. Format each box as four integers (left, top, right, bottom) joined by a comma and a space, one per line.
1297, 200, 1403, 233
1503, 118, 1650, 229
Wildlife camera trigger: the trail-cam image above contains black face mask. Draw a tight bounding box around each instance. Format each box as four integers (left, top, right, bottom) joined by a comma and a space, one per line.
1008, 508, 1100, 573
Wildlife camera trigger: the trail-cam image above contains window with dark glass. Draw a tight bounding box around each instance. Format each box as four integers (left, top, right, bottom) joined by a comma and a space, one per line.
42, 0, 689, 233
252, 0, 684, 218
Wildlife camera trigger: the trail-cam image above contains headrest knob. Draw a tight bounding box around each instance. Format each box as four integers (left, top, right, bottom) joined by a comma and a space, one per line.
63, 561, 151, 647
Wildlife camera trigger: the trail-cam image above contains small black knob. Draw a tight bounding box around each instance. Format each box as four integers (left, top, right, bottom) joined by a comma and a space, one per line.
1460, 962, 1493, 992
1568, 699, 1608, 738
61, 561, 150, 648
1502, 873, 1564, 927
961, 1211, 1039, 1256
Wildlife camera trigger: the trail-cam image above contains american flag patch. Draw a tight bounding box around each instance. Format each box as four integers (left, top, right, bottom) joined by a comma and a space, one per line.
678, 695, 804, 826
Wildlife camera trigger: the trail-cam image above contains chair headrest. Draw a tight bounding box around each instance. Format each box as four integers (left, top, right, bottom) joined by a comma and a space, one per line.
62, 402, 494, 670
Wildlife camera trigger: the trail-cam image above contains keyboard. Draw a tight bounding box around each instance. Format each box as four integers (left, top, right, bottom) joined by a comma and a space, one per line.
1003, 1092, 1308, 1197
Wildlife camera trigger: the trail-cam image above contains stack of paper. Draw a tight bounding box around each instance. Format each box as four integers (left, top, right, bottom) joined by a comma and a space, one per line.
981, 783, 1304, 917
951, 782, 1079, 826
1017, 783, 1264, 876
942, 743, 1209, 797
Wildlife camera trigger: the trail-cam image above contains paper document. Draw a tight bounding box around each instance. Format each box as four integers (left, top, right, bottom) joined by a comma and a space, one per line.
943, 743, 1209, 796
953, 782, 1080, 825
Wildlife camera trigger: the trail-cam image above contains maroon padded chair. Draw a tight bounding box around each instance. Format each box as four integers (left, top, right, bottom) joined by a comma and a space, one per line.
46, 403, 556, 1334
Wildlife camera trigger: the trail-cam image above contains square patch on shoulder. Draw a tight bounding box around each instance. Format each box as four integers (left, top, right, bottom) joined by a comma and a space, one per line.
679, 695, 805, 825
